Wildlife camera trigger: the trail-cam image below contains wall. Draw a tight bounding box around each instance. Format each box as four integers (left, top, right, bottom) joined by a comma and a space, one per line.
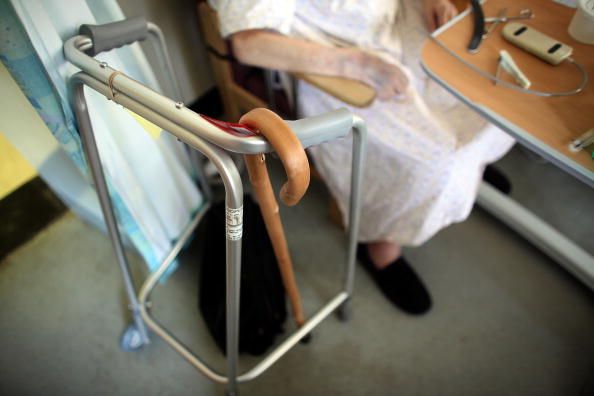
117, 0, 215, 103
0, 62, 103, 228
0, 132, 37, 199
1, 0, 214, 229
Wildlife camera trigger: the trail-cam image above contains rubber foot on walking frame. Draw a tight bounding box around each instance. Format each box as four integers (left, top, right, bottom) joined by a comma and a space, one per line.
119, 323, 146, 352
300, 332, 313, 344
337, 302, 351, 322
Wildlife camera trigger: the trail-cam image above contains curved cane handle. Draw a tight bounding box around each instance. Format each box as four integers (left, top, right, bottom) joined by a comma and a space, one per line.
239, 108, 310, 206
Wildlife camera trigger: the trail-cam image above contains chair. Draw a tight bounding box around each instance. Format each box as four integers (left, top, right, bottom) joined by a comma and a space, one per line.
197, 2, 287, 121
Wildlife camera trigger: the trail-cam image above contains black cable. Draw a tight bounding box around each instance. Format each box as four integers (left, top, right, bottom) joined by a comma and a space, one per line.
468, 0, 485, 53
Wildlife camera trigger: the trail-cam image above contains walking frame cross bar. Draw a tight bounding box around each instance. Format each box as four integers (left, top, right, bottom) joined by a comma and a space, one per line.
64, 19, 367, 396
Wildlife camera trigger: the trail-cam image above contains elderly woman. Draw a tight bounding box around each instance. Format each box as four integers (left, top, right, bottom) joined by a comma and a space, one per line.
211, 0, 515, 314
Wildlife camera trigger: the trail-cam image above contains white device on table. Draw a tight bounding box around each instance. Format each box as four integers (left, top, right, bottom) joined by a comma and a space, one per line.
569, 0, 594, 44
430, 16, 589, 96
497, 50, 531, 88
569, 128, 594, 152
502, 23, 573, 65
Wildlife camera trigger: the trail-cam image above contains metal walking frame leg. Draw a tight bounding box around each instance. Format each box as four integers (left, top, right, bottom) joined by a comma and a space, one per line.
340, 116, 367, 320
72, 84, 150, 348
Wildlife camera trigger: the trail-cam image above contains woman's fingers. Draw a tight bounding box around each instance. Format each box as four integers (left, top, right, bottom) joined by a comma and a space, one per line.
381, 64, 410, 100
393, 68, 410, 95
425, 10, 437, 32
423, 0, 458, 32
447, 6, 459, 21
438, 3, 458, 27
377, 86, 397, 101
437, 7, 449, 28
354, 49, 411, 101
377, 76, 408, 101
375, 70, 408, 100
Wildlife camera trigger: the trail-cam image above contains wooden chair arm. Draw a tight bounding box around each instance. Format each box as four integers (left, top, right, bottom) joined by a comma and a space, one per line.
291, 72, 376, 108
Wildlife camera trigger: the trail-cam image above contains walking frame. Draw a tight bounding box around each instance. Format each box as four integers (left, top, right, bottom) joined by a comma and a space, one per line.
64, 17, 367, 395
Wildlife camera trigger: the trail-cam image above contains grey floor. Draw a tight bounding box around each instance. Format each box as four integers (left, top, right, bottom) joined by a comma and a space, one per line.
1, 147, 593, 396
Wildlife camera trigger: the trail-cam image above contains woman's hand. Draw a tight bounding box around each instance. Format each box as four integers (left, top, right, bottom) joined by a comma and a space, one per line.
345, 49, 410, 101
422, 0, 459, 32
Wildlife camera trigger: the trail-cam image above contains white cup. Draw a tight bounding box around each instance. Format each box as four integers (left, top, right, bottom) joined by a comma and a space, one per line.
568, 0, 594, 44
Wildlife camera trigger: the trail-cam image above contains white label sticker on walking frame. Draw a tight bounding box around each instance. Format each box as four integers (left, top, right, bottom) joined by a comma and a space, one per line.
226, 205, 243, 240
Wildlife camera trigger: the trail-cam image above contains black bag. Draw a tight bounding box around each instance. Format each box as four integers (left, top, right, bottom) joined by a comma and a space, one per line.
199, 195, 287, 355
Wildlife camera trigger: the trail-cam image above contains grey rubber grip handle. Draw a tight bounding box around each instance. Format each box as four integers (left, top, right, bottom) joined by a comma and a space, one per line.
79, 16, 148, 56
287, 108, 353, 149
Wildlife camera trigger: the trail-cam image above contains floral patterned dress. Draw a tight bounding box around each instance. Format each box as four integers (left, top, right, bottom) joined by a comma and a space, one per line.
214, 0, 515, 246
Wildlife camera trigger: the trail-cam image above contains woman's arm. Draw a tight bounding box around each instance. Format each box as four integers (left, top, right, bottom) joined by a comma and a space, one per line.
230, 29, 409, 100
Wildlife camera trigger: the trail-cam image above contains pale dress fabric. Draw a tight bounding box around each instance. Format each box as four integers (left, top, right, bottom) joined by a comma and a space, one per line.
214, 0, 515, 246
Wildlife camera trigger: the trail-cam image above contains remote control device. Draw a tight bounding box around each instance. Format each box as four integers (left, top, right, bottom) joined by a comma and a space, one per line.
502, 23, 573, 65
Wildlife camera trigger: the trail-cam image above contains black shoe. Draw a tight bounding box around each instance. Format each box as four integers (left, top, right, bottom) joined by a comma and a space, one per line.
483, 165, 512, 195
357, 244, 432, 315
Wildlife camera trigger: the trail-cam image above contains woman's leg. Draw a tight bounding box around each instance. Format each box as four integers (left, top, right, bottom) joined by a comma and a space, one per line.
368, 241, 402, 269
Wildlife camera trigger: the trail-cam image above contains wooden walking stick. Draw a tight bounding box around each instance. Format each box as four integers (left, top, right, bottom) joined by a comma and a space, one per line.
240, 108, 310, 328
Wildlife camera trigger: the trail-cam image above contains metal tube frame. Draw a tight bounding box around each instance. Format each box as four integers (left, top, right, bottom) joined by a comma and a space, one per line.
72, 81, 151, 346
66, 31, 366, 396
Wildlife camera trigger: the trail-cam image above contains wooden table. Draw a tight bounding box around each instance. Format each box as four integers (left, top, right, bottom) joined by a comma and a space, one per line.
422, 0, 594, 186
421, 0, 594, 289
